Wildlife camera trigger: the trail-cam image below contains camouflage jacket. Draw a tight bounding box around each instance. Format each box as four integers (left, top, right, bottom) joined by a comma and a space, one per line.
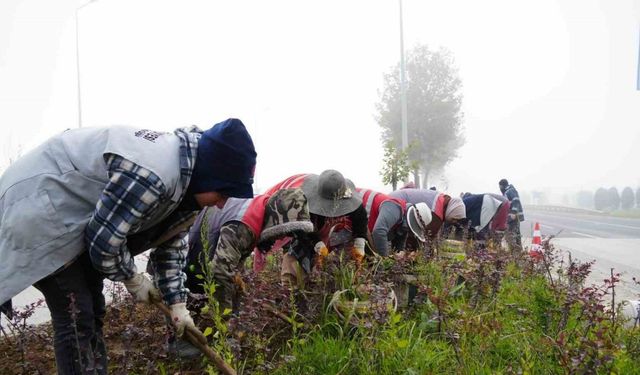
186, 220, 255, 310
186, 188, 313, 309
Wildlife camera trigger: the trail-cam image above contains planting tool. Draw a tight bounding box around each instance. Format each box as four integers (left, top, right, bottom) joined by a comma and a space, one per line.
329, 285, 398, 326
153, 301, 236, 375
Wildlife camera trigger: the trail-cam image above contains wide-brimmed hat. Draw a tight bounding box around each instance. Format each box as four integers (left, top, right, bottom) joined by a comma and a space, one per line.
301, 170, 362, 217
259, 188, 315, 243
407, 202, 432, 242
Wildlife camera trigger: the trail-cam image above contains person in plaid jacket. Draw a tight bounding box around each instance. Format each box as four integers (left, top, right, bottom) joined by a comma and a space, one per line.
0, 118, 256, 374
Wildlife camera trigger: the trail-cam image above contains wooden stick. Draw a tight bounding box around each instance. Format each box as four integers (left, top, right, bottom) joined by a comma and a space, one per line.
147, 216, 197, 250
153, 302, 237, 375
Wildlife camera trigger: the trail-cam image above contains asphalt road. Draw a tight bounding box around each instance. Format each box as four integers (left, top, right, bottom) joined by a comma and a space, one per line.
522, 211, 640, 239
522, 210, 640, 301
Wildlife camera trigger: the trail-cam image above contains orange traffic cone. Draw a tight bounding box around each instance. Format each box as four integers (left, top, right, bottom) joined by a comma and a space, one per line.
529, 222, 543, 260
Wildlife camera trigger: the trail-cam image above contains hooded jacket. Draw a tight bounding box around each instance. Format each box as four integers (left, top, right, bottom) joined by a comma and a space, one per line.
0, 126, 196, 305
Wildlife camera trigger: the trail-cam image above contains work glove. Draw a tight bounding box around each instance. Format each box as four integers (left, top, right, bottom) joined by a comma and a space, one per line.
314, 241, 329, 267
350, 237, 366, 263
170, 302, 196, 337
123, 273, 161, 304
315, 241, 329, 257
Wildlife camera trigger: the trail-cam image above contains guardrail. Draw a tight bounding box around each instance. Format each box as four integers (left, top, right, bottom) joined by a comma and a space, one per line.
524, 205, 605, 216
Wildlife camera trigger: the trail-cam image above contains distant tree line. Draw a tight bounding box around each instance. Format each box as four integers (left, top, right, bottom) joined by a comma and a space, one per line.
579, 187, 640, 211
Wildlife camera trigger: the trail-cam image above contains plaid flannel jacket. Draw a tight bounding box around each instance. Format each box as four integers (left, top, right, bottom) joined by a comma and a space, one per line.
85, 127, 200, 305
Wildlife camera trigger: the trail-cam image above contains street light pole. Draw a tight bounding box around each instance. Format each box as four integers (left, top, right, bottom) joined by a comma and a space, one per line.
399, 0, 408, 151
75, 0, 98, 128
75, 7, 82, 128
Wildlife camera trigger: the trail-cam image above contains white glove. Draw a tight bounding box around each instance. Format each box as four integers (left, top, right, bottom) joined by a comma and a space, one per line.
123, 273, 160, 304
314, 241, 329, 257
351, 237, 366, 261
170, 302, 196, 337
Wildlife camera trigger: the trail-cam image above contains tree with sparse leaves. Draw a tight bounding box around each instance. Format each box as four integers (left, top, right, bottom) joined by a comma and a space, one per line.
594, 188, 608, 211
380, 141, 414, 191
621, 187, 635, 210
576, 190, 593, 209
376, 44, 464, 188
608, 187, 620, 210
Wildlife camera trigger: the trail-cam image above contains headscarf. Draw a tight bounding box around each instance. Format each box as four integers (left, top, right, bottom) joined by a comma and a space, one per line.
400, 181, 416, 189
444, 196, 466, 221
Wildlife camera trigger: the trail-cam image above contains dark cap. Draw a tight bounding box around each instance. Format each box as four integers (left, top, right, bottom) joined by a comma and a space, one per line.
190, 118, 257, 198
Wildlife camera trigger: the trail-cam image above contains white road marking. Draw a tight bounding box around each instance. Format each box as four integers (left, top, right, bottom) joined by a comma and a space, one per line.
530, 213, 640, 230
570, 231, 599, 239
593, 222, 640, 230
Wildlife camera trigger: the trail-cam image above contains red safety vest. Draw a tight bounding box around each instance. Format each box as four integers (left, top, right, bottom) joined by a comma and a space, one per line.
200, 195, 270, 247
241, 195, 271, 242
265, 174, 355, 246
433, 193, 448, 221
264, 174, 309, 195
358, 188, 406, 232
490, 200, 510, 232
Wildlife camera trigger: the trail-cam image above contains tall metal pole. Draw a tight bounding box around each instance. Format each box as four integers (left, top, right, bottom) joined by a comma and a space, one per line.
75, 7, 83, 128
399, 0, 408, 151
75, 0, 98, 128
637, 25, 640, 91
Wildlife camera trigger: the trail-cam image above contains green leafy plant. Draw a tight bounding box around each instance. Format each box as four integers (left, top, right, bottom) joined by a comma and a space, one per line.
380, 141, 416, 190
196, 209, 235, 367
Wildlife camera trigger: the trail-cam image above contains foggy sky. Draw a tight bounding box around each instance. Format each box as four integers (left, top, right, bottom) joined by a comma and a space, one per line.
1, 0, 639, 197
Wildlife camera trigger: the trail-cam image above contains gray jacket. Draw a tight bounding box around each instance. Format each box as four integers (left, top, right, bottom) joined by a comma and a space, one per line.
0, 126, 184, 305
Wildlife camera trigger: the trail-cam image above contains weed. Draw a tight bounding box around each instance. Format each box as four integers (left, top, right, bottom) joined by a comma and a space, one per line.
4, 235, 640, 374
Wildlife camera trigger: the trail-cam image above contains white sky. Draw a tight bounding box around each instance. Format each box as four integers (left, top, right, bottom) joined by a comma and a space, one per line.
1, 0, 640, 198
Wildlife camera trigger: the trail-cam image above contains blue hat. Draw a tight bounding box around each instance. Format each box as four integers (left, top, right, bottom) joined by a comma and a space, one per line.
190, 118, 257, 198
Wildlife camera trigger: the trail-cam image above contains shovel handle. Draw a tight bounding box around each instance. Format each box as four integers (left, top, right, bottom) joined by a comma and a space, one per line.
153, 301, 237, 375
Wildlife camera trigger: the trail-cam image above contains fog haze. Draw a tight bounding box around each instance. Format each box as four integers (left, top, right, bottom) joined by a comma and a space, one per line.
1, 0, 639, 198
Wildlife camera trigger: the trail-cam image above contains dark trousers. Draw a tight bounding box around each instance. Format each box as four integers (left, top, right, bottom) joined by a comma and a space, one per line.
507, 219, 522, 251
34, 252, 107, 375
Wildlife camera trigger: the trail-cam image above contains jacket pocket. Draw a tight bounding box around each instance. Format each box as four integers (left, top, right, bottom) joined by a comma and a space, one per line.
1, 190, 70, 251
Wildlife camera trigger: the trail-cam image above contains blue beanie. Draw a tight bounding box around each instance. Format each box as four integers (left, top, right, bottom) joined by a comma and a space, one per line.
190, 118, 257, 198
